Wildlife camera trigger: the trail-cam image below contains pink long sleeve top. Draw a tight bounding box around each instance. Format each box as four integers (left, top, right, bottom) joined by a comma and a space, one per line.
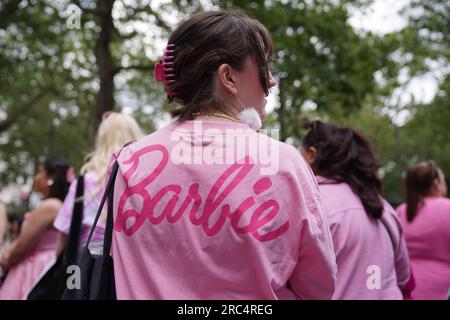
397, 196, 450, 300
316, 176, 410, 300
109, 120, 337, 299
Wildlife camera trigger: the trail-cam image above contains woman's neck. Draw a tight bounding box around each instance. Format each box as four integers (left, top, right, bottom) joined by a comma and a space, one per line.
41, 191, 51, 200
426, 191, 442, 198
197, 103, 241, 120
193, 113, 237, 122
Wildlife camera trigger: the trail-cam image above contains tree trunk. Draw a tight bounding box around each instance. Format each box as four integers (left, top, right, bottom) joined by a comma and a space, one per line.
94, 0, 115, 129
0, 0, 22, 29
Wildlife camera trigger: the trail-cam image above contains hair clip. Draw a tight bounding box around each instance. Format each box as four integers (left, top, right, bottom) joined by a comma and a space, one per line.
155, 44, 176, 100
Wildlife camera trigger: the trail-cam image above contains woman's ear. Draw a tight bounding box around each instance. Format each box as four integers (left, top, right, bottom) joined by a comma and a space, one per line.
433, 169, 448, 197
217, 63, 238, 96
308, 146, 317, 165
300, 146, 317, 166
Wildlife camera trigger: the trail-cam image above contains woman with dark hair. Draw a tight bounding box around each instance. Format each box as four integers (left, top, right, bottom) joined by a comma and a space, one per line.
396, 162, 450, 300
0, 158, 71, 299
301, 120, 410, 299
109, 10, 337, 299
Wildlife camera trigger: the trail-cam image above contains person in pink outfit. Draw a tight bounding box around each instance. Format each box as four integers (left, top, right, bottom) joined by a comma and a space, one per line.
109, 9, 337, 300
396, 161, 450, 300
54, 112, 144, 253
301, 121, 411, 300
0, 158, 71, 299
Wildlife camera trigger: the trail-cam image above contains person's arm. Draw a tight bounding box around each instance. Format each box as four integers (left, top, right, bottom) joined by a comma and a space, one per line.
53, 178, 78, 256
396, 237, 411, 288
285, 148, 337, 299
55, 232, 68, 256
393, 217, 411, 291
386, 203, 412, 296
0, 199, 61, 270
288, 215, 337, 299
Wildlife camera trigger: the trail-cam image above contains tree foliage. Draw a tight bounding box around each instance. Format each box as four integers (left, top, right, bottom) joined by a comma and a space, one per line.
0, 0, 448, 205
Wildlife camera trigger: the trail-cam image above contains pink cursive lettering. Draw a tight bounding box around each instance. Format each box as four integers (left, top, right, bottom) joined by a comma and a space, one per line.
114, 145, 289, 242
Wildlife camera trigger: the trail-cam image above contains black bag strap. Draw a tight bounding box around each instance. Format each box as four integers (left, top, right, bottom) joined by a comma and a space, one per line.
84, 141, 134, 253
64, 175, 84, 264
84, 161, 118, 251
103, 167, 116, 255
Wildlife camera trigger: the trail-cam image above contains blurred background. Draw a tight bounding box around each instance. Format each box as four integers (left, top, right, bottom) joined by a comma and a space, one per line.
0, 0, 448, 217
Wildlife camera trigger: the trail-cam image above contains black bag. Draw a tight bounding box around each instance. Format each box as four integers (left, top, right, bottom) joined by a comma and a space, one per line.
61, 160, 120, 300
27, 175, 85, 300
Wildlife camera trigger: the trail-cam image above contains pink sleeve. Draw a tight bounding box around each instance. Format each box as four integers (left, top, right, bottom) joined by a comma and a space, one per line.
53, 179, 78, 234
395, 203, 406, 222
392, 212, 411, 290
285, 147, 337, 299
385, 202, 411, 290
289, 217, 337, 299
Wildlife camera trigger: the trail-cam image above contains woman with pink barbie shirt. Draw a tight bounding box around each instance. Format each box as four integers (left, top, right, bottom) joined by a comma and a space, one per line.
301, 121, 411, 300
396, 161, 450, 300
109, 9, 337, 299
0, 159, 71, 299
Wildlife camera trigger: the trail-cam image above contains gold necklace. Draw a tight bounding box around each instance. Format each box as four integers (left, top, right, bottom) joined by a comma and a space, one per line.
192, 112, 238, 122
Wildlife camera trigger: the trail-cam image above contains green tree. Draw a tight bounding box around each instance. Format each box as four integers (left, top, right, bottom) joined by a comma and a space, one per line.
0, 0, 448, 207
0, 0, 202, 187
391, 0, 450, 200
217, 0, 402, 142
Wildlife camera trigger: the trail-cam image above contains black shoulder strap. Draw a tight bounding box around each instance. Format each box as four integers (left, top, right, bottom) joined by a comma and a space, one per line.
84, 161, 118, 250
64, 175, 84, 264
84, 140, 134, 252
103, 165, 116, 255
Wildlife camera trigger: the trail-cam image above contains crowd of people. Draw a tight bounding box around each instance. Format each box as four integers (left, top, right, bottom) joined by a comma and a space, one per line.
0, 9, 449, 300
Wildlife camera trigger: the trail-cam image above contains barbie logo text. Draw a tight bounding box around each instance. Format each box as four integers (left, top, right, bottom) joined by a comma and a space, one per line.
170, 122, 280, 175
114, 145, 289, 242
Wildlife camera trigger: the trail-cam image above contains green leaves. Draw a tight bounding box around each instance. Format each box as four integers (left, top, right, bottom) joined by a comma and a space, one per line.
0, 0, 448, 205
216, 0, 449, 203
0, 0, 195, 187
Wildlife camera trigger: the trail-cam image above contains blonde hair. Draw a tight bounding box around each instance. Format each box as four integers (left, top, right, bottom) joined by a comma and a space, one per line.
81, 112, 144, 188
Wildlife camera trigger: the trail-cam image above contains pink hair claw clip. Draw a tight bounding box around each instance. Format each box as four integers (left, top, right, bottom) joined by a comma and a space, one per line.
155, 43, 176, 100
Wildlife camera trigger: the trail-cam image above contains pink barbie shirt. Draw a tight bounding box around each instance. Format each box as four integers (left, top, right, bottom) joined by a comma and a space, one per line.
317, 176, 411, 300
110, 120, 337, 299
54, 170, 106, 246
397, 197, 450, 300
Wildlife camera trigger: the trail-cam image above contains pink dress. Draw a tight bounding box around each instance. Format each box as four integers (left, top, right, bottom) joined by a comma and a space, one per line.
396, 196, 450, 300
316, 176, 411, 300
0, 213, 59, 300
110, 120, 337, 299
